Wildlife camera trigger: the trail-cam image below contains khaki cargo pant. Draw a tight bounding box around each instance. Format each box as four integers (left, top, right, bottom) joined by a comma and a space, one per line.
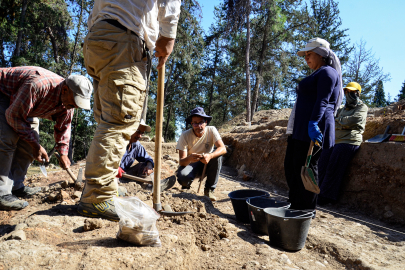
82, 20, 148, 204
0, 92, 39, 196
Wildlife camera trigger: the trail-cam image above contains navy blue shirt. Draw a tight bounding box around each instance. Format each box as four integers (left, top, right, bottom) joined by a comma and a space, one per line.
292, 66, 340, 149
119, 141, 154, 171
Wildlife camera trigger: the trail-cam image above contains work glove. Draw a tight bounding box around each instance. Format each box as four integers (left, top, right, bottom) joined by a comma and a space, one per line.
116, 167, 125, 178
308, 121, 323, 144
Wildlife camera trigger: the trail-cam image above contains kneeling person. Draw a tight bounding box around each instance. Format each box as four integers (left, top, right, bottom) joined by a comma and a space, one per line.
176, 107, 226, 201
117, 120, 154, 179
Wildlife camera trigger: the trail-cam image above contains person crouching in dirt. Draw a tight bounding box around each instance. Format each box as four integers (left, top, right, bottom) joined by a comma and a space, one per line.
317, 82, 368, 205
176, 107, 227, 201
116, 120, 154, 180
284, 38, 343, 211
0, 66, 93, 211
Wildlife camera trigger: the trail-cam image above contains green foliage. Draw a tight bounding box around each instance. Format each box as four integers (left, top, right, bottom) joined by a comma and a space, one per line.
372, 80, 387, 108
397, 81, 405, 101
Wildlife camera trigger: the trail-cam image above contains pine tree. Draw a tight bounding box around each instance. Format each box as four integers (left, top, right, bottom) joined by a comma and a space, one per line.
372, 80, 387, 107
397, 81, 405, 101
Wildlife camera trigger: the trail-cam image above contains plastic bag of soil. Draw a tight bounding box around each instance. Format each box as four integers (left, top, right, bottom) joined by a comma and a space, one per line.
114, 196, 161, 247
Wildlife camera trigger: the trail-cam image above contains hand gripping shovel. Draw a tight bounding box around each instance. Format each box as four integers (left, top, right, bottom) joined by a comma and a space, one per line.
153, 63, 193, 217
301, 141, 320, 194
54, 151, 83, 188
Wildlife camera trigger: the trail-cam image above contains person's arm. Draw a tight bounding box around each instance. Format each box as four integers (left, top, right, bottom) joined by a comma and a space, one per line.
53, 109, 74, 169
155, 0, 181, 68
200, 139, 227, 164
178, 150, 202, 167
336, 104, 368, 128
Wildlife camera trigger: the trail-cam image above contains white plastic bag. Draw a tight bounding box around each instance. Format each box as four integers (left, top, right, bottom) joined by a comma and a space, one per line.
114, 196, 161, 247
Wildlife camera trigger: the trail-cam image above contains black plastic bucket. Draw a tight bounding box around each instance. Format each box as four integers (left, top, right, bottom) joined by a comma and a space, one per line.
264, 208, 314, 251
228, 189, 269, 223
247, 197, 290, 235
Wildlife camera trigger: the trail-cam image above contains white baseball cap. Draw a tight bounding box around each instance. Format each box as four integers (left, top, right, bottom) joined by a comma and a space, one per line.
65, 75, 93, 110
138, 119, 151, 132
297, 37, 330, 56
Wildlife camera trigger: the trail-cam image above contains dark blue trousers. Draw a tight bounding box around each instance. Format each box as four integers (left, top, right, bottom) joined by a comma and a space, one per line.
318, 143, 359, 200
176, 156, 222, 191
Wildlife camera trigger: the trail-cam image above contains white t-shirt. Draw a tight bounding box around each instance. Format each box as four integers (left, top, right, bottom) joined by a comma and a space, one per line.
176, 126, 222, 155
88, 0, 181, 51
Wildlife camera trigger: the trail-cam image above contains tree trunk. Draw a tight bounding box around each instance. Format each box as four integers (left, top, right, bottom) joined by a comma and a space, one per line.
245, 2, 251, 123
47, 26, 59, 64
69, 109, 79, 163
208, 38, 219, 115
164, 105, 172, 139
14, 0, 29, 59
250, 10, 271, 119
0, 38, 6, 66
69, 0, 84, 75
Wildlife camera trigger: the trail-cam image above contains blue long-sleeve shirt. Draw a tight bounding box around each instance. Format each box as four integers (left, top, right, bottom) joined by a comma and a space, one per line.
119, 141, 154, 171
293, 65, 340, 149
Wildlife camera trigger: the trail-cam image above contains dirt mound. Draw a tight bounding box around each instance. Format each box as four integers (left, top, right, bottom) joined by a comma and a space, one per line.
221, 101, 405, 224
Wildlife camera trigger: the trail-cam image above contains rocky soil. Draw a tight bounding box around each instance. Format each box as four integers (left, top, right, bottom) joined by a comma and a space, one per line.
1, 101, 405, 269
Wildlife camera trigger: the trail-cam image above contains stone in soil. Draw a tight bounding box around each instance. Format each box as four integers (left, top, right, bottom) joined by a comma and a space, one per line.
83, 219, 103, 231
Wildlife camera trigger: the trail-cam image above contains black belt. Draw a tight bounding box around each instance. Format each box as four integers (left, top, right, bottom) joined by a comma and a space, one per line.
103, 19, 140, 38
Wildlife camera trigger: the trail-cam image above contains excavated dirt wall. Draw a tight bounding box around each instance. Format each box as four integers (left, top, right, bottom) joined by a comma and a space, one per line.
221, 103, 405, 225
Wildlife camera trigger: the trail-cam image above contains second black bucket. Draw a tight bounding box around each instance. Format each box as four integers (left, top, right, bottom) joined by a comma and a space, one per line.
228, 189, 269, 223
247, 197, 290, 235
264, 208, 314, 251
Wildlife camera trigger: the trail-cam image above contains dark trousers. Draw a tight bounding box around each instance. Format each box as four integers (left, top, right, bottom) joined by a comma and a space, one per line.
284, 136, 321, 210
123, 162, 148, 178
176, 156, 222, 191
318, 143, 359, 201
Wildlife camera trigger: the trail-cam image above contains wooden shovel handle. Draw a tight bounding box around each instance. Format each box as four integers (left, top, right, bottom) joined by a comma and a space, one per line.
305, 141, 315, 167
54, 152, 76, 182
197, 163, 208, 194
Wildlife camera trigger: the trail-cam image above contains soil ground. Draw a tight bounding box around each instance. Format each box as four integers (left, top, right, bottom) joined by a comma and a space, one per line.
2, 101, 405, 269
1, 152, 405, 269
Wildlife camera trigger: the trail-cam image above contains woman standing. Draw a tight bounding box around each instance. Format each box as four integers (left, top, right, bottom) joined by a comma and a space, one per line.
285, 37, 342, 211
317, 82, 368, 205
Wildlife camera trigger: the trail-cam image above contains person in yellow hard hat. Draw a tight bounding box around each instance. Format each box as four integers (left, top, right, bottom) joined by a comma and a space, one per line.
317, 82, 368, 205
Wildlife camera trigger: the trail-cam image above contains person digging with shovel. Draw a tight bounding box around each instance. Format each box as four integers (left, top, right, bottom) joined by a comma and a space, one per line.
176, 107, 227, 201
0, 66, 93, 210
78, 0, 181, 221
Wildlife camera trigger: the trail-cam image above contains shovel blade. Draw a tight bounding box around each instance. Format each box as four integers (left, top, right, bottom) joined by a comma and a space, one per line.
301, 166, 320, 194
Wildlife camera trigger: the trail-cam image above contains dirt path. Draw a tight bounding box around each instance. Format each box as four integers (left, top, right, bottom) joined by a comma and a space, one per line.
1, 159, 404, 270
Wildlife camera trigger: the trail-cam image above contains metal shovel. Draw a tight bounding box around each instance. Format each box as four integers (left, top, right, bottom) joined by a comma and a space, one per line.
153, 63, 193, 216
300, 141, 320, 194
366, 125, 391, 143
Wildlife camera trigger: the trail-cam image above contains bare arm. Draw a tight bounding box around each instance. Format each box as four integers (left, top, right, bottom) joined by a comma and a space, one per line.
201, 139, 227, 164
179, 150, 202, 167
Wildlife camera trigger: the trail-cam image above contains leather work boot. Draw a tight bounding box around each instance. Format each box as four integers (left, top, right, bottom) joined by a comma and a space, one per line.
12, 186, 42, 197
204, 188, 217, 202
0, 194, 29, 210
77, 199, 120, 221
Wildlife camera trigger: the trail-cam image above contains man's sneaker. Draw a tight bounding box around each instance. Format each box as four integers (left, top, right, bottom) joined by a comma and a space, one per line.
12, 186, 41, 197
0, 194, 29, 210
204, 189, 217, 201
77, 199, 120, 221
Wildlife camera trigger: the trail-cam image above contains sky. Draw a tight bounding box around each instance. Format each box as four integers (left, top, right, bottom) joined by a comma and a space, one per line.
198, 0, 405, 100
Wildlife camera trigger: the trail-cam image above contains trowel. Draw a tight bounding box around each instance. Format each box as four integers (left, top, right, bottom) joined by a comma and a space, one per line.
39, 159, 48, 177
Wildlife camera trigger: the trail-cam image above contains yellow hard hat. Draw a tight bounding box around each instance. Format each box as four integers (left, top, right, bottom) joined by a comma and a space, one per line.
344, 82, 361, 93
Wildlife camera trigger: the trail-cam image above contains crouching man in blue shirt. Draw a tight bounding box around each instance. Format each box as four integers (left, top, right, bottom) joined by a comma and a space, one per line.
117, 120, 154, 179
